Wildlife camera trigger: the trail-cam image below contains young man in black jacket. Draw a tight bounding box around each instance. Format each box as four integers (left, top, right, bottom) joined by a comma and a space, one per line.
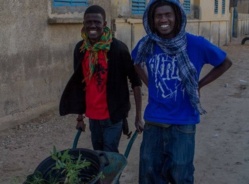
59, 5, 143, 153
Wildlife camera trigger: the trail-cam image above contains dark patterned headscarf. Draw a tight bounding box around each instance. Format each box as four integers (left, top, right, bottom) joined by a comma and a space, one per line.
134, 0, 206, 114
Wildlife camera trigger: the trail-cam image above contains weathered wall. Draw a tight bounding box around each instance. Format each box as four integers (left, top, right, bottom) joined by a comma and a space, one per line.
238, 13, 249, 36
237, 0, 249, 37
113, 18, 146, 52
198, 0, 230, 21
0, 0, 83, 130
188, 20, 230, 46
109, 0, 150, 18
237, 0, 249, 13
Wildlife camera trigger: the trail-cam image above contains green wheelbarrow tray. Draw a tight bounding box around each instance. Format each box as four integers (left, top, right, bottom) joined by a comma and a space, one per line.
72, 129, 138, 184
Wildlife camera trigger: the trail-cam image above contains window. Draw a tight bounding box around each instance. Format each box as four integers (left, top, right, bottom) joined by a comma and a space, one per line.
222, 0, 226, 14
53, 0, 88, 7
214, 0, 218, 14
48, 0, 88, 24
132, 0, 146, 15
183, 0, 191, 14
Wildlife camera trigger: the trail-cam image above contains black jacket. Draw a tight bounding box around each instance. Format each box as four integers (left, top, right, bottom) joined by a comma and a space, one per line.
59, 38, 142, 122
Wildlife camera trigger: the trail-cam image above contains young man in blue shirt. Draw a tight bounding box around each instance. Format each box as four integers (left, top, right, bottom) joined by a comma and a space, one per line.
132, 0, 232, 183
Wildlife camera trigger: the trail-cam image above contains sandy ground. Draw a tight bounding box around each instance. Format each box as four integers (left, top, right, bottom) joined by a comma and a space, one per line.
0, 40, 249, 184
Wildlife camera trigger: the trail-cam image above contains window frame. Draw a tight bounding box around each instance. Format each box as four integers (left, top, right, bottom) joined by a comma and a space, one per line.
131, 0, 146, 15
48, 0, 88, 24
222, 0, 226, 14
53, 0, 89, 7
183, 0, 191, 14
214, 0, 219, 14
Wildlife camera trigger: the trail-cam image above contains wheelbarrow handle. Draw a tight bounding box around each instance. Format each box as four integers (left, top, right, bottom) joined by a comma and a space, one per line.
124, 131, 138, 158
72, 129, 82, 149
73, 129, 138, 158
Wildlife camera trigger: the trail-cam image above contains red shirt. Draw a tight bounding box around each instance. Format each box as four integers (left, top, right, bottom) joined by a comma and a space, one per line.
82, 50, 110, 120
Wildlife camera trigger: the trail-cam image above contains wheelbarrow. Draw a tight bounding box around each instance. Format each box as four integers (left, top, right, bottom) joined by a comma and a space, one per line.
24, 130, 138, 184
72, 129, 138, 184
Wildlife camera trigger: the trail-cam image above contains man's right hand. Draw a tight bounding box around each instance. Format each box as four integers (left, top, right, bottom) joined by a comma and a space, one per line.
76, 120, 86, 132
135, 117, 144, 134
76, 115, 86, 131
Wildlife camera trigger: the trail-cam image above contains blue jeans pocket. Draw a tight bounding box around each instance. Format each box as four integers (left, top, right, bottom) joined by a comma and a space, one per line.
175, 124, 196, 134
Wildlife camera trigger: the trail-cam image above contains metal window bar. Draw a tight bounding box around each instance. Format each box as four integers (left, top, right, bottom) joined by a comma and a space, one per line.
183, 0, 191, 14
222, 0, 226, 14
214, 0, 219, 14
132, 0, 146, 15
53, 0, 88, 7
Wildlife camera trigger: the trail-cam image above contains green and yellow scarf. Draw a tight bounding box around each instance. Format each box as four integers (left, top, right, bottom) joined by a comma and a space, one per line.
80, 26, 112, 79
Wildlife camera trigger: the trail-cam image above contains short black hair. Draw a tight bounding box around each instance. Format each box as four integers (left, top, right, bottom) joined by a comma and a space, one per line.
148, 1, 182, 35
84, 5, 106, 20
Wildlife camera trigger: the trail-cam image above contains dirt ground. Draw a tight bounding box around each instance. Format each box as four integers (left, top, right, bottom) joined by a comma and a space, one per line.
0, 40, 249, 184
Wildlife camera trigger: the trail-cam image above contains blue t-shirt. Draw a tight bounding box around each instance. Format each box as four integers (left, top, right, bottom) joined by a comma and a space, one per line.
131, 33, 226, 125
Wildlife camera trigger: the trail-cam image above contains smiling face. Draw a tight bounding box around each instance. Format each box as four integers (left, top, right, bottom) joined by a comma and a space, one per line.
83, 13, 107, 44
153, 5, 176, 39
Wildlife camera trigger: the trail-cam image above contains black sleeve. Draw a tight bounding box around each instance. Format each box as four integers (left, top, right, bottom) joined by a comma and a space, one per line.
74, 40, 84, 71
119, 41, 142, 89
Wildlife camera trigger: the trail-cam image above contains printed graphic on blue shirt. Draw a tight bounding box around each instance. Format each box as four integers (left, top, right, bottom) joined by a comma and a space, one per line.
148, 53, 185, 101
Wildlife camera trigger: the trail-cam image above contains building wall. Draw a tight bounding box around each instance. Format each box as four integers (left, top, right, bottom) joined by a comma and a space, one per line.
197, 0, 230, 21
237, 0, 249, 13
0, 0, 84, 130
238, 13, 249, 36
237, 1, 249, 37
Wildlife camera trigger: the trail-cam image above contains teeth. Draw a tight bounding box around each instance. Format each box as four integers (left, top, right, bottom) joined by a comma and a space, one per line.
90, 30, 97, 34
161, 25, 169, 28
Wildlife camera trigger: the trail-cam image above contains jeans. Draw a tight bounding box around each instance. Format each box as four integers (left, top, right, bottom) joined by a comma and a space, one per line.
139, 123, 196, 184
89, 119, 123, 153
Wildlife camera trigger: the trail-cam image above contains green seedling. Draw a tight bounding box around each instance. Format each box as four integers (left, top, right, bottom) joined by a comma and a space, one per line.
51, 146, 92, 184
24, 146, 97, 184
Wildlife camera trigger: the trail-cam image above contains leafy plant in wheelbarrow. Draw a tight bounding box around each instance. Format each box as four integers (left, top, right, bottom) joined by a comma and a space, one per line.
24, 146, 107, 184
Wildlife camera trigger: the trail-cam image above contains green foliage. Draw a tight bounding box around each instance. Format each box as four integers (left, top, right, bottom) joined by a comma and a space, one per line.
24, 172, 46, 184
51, 146, 91, 184
25, 146, 93, 184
